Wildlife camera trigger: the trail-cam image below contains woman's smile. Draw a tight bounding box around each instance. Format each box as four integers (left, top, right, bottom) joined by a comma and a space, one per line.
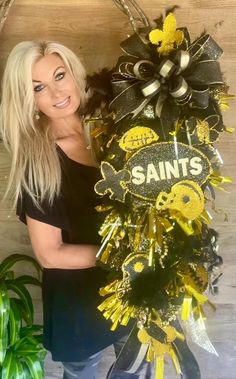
54, 96, 71, 109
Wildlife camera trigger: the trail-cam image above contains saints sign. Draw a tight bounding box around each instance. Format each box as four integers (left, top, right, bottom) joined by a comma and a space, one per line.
95, 130, 212, 222
126, 142, 211, 200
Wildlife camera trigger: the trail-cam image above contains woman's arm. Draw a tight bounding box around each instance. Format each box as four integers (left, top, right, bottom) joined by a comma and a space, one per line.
26, 215, 98, 269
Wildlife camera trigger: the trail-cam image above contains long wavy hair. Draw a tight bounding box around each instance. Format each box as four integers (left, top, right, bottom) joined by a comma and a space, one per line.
0, 40, 87, 208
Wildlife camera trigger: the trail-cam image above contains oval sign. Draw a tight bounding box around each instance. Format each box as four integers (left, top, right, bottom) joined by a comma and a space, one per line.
119, 126, 159, 152
125, 142, 212, 200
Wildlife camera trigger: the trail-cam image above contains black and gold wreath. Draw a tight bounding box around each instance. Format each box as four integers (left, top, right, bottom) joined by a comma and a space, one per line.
90, 1, 234, 378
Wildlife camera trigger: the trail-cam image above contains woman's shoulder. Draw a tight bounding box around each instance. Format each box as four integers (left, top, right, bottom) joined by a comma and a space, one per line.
56, 137, 99, 169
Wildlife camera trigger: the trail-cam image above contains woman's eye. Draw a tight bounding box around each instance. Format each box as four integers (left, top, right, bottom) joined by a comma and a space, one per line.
34, 84, 45, 92
55, 72, 65, 81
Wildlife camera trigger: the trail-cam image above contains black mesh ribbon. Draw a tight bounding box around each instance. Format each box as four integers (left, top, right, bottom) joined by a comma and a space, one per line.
110, 31, 223, 133
107, 321, 201, 379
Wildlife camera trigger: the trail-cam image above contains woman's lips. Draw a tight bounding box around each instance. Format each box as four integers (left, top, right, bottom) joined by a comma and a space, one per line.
54, 97, 70, 109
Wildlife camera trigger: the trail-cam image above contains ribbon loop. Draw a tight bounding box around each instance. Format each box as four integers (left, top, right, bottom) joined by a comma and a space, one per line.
174, 50, 191, 74
133, 60, 155, 80
185, 61, 223, 85
158, 59, 176, 79
190, 86, 210, 108
141, 78, 161, 97
169, 76, 190, 100
188, 34, 223, 61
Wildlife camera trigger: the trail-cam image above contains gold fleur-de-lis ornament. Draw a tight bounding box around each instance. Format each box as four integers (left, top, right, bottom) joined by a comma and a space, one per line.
149, 13, 184, 56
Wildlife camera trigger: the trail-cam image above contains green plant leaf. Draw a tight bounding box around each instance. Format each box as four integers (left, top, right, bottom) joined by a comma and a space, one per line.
13, 336, 46, 362
2, 358, 25, 379
21, 361, 32, 379
15, 275, 41, 287
8, 298, 22, 346
4, 271, 14, 280
0, 281, 10, 364
20, 324, 43, 338
22, 354, 44, 379
13, 359, 25, 379
13, 337, 43, 356
32, 334, 44, 344
0, 254, 42, 280
1, 350, 14, 379
9, 298, 29, 325
0, 332, 8, 366
5, 281, 34, 326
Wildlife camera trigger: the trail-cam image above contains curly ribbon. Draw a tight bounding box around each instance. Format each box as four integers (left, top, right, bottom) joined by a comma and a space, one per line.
110, 31, 223, 133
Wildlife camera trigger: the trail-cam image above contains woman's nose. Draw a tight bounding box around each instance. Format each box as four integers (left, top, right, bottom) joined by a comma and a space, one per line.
49, 83, 62, 98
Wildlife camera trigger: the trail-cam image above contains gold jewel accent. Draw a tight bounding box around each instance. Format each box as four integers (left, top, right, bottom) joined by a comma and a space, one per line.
134, 262, 145, 273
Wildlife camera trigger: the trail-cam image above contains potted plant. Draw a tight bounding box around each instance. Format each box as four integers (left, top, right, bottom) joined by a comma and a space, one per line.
0, 253, 46, 378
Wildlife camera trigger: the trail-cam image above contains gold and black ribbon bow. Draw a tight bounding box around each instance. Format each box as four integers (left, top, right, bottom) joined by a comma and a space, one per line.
110, 31, 224, 134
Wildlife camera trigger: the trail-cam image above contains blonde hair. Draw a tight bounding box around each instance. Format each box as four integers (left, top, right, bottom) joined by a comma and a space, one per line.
0, 40, 87, 208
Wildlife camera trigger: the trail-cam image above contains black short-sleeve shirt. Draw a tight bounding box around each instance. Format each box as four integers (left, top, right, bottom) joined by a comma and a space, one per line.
16, 146, 127, 362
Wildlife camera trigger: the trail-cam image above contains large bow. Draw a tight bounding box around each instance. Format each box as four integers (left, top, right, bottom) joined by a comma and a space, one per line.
110, 31, 224, 134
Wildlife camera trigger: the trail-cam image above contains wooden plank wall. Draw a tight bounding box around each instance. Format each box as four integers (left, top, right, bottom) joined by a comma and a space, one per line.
0, 1, 235, 378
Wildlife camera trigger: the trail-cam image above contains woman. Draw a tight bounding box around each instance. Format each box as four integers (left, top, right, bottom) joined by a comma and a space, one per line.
0, 41, 154, 379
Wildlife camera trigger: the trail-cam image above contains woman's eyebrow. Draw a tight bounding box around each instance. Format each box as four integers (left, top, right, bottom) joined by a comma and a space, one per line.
32, 66, 65, 83
53, 66, 65, 75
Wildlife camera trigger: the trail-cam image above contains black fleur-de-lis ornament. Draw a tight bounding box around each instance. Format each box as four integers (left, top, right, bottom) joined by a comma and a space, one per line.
95, 162, 131, 202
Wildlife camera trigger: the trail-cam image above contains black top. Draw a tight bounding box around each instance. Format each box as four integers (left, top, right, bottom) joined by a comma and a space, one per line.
16, 146, 127, 362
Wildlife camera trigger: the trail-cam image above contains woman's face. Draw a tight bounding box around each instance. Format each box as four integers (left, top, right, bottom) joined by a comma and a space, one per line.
32, 53, 81, 121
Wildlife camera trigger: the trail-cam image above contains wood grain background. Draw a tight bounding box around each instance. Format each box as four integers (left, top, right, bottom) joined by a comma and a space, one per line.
0, 1, 235, 378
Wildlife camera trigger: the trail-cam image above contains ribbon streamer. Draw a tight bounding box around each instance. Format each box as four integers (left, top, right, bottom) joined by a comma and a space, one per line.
107, 324, 149, 378
172, 320, 201, 379
183, 311, 218, 356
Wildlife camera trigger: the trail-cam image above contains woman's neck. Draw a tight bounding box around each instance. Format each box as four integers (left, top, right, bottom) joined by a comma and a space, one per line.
50, 113, 83, 140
